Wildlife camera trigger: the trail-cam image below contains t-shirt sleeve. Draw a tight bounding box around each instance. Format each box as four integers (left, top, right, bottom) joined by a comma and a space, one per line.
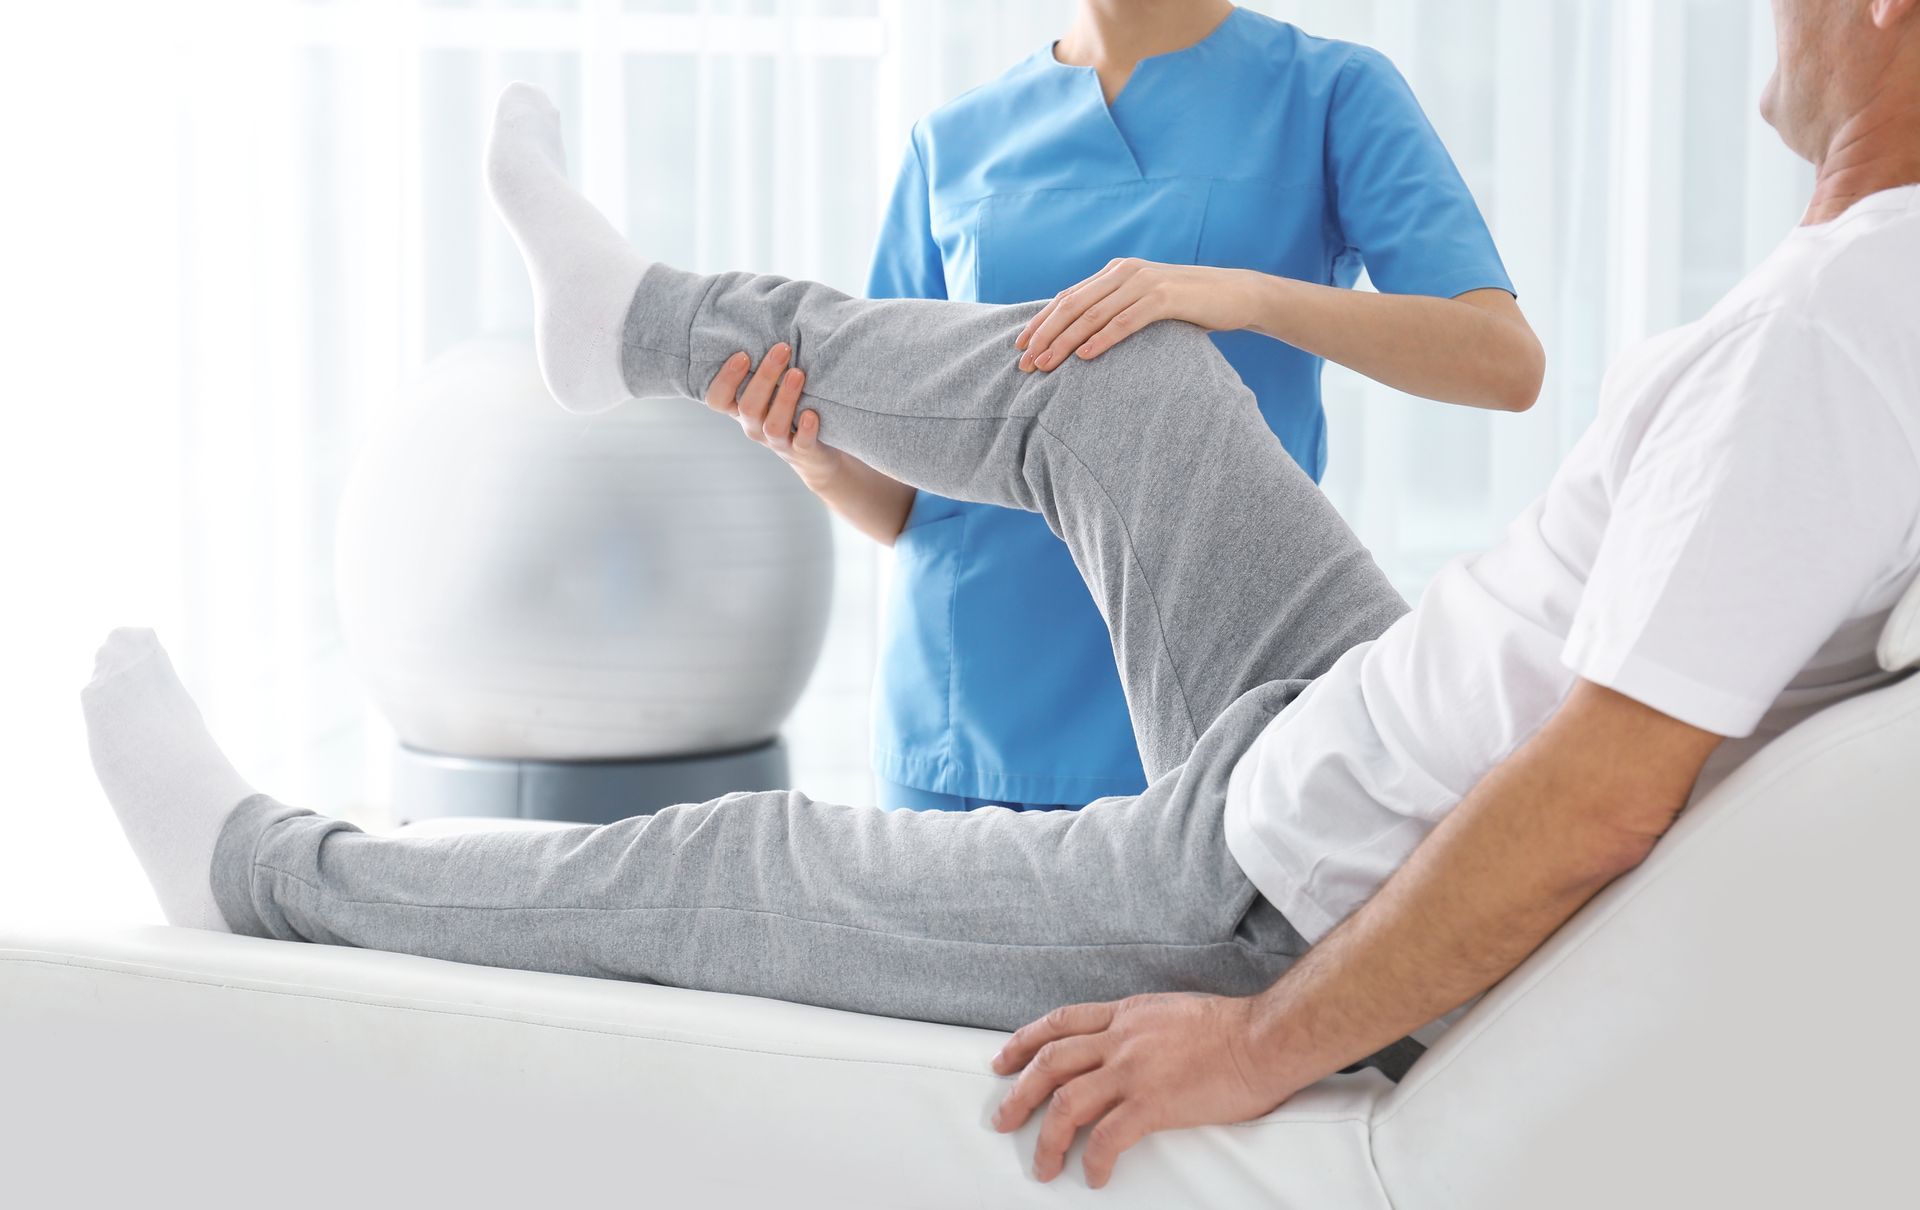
865, 127, 948, 303
1564, 314, 1918, 736
1325, 47, 1514, 301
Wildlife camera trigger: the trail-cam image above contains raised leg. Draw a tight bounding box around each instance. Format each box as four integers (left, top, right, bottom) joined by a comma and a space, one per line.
618, 264, 1409, 778
485, 81, 1408, 780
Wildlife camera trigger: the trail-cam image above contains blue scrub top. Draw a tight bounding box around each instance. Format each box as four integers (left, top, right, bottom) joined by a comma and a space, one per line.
867, 8, 1513, 809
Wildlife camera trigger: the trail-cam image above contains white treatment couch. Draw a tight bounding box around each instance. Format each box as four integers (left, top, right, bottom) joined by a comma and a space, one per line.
5, 577, 1918, 1208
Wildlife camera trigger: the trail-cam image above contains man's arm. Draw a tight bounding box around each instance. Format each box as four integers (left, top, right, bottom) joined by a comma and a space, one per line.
991, 680, 1722, 1188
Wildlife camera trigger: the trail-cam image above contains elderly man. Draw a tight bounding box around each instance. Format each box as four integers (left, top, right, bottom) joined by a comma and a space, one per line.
85, 0, 1920, 1190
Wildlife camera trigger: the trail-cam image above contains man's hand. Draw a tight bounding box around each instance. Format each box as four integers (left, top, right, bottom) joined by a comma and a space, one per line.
989, 993, 1300, 1189
1015, 259, 1253, 372
704, 343, 847, 493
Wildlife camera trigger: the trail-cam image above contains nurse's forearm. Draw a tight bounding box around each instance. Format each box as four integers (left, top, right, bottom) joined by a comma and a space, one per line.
1246, 276, 1543, 412
1241, 274, 1543, 413
1016, 259, 1542, 413
809, 457, 916, 546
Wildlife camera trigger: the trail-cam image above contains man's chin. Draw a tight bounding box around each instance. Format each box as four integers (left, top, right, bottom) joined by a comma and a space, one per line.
1758, 87, 1821, 165
1758, 75, 1783, 135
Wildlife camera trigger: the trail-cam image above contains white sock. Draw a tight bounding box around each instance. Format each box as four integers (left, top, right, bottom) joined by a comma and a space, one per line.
486, 82, 651, 414
82, 629, 255, 931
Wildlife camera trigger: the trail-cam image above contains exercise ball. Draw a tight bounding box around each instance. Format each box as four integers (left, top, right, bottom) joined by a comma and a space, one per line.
335, 336, 834, 765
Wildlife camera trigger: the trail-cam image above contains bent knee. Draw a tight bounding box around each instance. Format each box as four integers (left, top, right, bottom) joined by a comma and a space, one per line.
1096, 318, 1224, 376
1049, 320, 1258, 435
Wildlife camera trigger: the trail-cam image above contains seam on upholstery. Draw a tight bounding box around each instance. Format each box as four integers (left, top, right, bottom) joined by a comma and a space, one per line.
1221, 1111, 1371, 1131
256, 861, 1236, 953
1374, 688, 1920, 1128
1363, 1118, 1402, 1210
0, 957, 1002, 1080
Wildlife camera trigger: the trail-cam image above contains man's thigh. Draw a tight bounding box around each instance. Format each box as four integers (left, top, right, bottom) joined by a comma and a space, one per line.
886, 678, 1312, 1028
637, 684, 1306, 1030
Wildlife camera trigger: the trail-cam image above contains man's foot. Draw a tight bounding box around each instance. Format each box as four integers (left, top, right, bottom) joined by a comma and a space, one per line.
82, 629, 255, 931
486, 82, 650, 413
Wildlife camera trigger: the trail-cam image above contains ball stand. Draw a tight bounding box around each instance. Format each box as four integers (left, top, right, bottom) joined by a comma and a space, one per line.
391, 739, 792, 827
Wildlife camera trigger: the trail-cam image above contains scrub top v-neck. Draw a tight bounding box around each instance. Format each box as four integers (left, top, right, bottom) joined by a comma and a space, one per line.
866, 8, 1513, 810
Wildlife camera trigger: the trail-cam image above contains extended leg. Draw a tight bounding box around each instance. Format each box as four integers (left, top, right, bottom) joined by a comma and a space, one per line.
69, 634, 1302, 1032
623, 273, 1406, 777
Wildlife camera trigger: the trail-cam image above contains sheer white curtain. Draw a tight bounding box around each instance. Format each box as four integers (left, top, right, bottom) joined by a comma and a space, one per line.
0, 0, 1811, 924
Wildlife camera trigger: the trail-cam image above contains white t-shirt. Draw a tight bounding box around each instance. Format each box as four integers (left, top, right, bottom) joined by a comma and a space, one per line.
1225, 184, 1920, 944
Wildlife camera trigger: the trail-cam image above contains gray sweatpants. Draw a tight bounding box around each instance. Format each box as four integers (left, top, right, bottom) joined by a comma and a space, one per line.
212, 265, 1409, 1043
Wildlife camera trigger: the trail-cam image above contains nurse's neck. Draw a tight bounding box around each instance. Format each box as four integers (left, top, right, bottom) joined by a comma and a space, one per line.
1054, 0, 1236, 105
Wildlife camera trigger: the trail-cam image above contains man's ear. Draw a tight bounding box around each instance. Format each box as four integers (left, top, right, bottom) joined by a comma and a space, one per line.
1870, 0, 1919, 30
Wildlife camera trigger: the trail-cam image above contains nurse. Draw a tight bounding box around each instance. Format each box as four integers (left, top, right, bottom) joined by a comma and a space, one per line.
721, 1, 1544, 813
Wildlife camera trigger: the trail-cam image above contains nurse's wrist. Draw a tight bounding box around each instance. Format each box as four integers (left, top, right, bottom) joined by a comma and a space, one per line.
1236, 269, 1308, 340
791, 451, 843, 494
803, 454, 916, 545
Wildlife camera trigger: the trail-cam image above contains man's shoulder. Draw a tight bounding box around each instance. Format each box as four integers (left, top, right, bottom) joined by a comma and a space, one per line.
1751, 189, 1920, 349
1795, 193, 1920, 459
1681, 193, 1920, 389
1803, 191, 1920, 345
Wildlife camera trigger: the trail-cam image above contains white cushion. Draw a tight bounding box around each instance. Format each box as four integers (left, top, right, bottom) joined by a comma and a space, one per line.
1372, 652, 1920, 1209
0, 924, 1391, 1207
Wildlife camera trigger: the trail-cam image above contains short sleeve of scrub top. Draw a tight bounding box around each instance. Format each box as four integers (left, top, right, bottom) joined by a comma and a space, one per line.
866, 10, 1514, 811
1324, 46, 1518, 302
868, 134, 948, 302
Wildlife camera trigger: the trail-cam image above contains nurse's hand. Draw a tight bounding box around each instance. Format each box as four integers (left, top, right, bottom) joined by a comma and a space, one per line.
704, 343, 846, 493
704, 345, 919, 546
989, 993, 1300, 1189
1015, 260, 1252, 372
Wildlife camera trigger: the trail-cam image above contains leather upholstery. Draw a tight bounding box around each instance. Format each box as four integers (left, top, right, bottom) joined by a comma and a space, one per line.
1374, 650, 1920, 1208
0, 924, 1391, 1207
